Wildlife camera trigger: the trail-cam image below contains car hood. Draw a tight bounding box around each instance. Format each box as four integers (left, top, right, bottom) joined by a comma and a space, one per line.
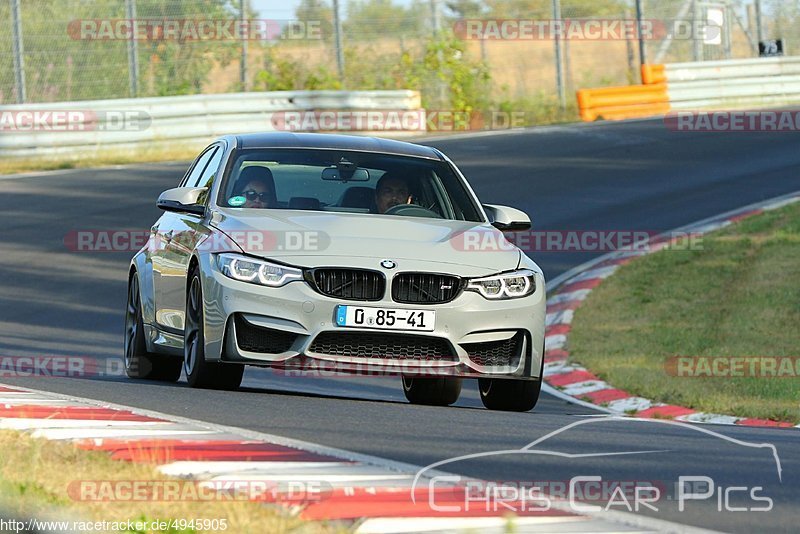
211, 208, 520, 275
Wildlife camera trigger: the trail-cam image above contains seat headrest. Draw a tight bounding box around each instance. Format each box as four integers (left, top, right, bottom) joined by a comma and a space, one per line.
339, 186, 376, 211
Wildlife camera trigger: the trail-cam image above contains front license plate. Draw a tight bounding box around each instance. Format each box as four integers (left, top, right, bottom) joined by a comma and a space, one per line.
336, 305, 435, 332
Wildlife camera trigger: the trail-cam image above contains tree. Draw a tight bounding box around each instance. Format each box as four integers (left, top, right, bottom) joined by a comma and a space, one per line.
293, 0, 334, 42
444, 0, 487, 19
561, 0, 629, 17
483, 0, 550, 18
133, 0, 238, 96
344, 0, 418, 41
483, 0, 628, 18
254, 46, 341, 91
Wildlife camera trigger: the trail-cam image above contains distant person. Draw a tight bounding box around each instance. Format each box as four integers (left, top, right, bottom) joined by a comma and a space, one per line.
232, 166, 276, 209
375, 173, 413, 213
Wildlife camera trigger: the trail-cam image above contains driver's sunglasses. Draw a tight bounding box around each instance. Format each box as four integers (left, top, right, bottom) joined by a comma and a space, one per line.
243, 190, 271, 202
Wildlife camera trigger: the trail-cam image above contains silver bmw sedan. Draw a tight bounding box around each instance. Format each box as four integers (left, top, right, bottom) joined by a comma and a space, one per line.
125, 133, 546, 411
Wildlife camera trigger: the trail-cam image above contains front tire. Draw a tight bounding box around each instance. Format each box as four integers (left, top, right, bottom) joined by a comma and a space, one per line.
478, 378, 541, 412
184, 268, 244, 390
479, 341, 545, 412
124, 274, 182, 382
402, 376, 462, 406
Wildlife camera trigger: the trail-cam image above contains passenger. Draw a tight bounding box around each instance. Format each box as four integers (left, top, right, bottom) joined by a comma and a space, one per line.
232, 167, 276, 208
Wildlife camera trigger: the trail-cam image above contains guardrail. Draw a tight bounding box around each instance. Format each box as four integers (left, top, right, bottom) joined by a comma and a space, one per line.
576, 83, 669, 122
666, 57, 800, 110
577, 56, 800, 121
0, 90, 423, 158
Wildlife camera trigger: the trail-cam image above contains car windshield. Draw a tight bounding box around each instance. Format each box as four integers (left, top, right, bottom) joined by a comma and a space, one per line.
217, 148, 483, 222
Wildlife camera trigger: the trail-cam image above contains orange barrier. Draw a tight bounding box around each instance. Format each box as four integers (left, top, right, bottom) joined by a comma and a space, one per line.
641, 64, 666, 85
578, 101, 671, 121
576, 64, 668, 121
577, 84, 668, 121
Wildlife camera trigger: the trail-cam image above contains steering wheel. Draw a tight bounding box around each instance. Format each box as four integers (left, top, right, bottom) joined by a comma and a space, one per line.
383, 203, 442, 219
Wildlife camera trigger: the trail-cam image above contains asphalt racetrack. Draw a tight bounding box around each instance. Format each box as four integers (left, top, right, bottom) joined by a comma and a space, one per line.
1, 118, 798, 532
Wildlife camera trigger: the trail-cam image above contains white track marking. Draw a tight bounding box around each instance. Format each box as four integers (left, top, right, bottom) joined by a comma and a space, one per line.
606, 397, 653, 413
543, 364, 585, 377
0, 419, 169, 429
676, 413, 742, 425
2, 398, 73, 406
545, 310, 574, 326
547, 289, 592, 304
544, 334, 567, 351
355, 516, 619, 534
561, 381, 611, 396
30, 427, 215, 440
158, 461, 351, 477
565, 265, 618, 284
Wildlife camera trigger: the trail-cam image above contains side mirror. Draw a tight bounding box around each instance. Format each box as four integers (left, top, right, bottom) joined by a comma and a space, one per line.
156, 187, 207, 216
483, 204, 531, 231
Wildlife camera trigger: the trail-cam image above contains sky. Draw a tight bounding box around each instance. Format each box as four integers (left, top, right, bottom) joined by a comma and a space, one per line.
249, 0, 417, 20
249, 0, 299, 19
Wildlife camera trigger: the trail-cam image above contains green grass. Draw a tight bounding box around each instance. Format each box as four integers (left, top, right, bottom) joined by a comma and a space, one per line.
568, 201, 800, 423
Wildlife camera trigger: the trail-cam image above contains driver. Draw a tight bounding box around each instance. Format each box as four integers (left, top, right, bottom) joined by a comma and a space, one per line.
375, 173, 413, 214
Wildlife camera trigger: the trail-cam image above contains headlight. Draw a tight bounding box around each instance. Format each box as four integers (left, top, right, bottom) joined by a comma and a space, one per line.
467, 269, 537, 300
216, 253, 303, 287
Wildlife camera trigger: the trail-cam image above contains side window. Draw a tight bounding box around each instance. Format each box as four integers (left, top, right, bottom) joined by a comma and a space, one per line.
196, 148, 224, 205
182, 147, 217, 188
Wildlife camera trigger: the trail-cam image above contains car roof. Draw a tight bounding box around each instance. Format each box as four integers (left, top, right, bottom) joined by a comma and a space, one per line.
228, 132, 444, 161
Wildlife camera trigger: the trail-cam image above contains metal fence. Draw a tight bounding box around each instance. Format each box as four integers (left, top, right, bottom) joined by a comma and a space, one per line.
641, 0, 774, 64
0, 1, 795, 112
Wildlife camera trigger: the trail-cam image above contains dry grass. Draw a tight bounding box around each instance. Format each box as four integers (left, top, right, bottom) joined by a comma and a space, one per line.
0, 430, 343, 533
0, 144, 204, 176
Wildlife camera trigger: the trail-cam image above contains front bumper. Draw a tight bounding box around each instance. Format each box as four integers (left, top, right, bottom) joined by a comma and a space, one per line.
199, 254, 546, 380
